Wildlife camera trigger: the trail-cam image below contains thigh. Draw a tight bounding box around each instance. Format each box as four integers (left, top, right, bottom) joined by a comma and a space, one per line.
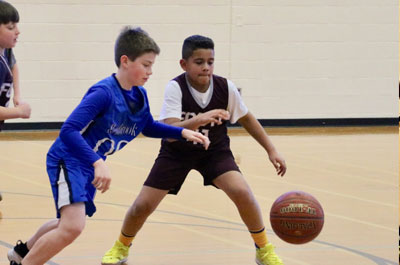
144, 154, 192, 195
134, 185, 169, 208
197, 150, 240, 186
47, 157, 96, 218
212, 170, 251, 194
59, 202, 86, 231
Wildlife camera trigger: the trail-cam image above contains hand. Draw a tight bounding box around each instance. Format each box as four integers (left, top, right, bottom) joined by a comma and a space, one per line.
268, 151, 287, 177
16, 102, 31, 118
92, 159, 111, 193
196, 109, 230, 127
13, 95, 21, 106
182, 129, 210, 150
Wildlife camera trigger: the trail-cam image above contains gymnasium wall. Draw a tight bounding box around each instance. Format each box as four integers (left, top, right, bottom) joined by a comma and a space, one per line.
9, 0, 398, 123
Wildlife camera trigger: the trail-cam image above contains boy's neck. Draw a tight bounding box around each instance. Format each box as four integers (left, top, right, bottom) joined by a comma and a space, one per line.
185, 74, 210, 93
115, 71, 132, 91
0, 48, 4, 56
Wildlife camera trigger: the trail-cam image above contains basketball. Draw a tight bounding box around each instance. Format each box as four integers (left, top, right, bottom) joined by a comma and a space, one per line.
270, 190, 324, 244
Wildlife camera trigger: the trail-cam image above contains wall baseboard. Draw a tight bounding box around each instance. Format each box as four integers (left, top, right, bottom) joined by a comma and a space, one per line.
1, 118, 397, 131
230, 117, 398, 127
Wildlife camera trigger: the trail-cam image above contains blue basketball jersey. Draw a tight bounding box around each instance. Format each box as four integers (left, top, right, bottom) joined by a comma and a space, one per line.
80, 77, 151, 157
48, 75, 151, 162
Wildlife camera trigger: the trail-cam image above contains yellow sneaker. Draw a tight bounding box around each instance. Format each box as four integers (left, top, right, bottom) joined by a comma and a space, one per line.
101, 240, 130, 265
256, 243, 283, 265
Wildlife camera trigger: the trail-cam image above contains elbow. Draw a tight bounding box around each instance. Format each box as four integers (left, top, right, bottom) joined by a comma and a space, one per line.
59, 123, 75, 142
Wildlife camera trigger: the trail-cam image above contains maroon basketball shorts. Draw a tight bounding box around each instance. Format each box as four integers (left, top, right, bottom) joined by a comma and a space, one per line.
144, 149, 240, 195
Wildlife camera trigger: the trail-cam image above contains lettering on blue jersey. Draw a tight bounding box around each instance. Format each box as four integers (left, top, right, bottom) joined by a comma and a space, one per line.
107, 123, 138, 136
93, 137, 129, 156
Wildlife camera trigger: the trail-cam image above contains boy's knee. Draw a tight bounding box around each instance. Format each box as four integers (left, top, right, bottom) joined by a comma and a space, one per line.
230, 187, 255, 203
130, 200, 155, 217
60, 222, 85, 242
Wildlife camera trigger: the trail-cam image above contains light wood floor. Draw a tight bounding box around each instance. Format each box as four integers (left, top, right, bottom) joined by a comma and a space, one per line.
0, 126, 397, 265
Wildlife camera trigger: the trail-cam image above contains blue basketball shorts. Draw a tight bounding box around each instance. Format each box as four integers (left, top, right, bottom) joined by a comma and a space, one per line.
46, 154, 97, 218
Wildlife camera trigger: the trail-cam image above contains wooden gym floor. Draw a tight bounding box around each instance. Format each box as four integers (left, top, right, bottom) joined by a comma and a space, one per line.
0, 126, 397, 265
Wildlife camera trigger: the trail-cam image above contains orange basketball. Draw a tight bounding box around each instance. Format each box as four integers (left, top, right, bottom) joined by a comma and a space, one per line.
270, 190, 324, 244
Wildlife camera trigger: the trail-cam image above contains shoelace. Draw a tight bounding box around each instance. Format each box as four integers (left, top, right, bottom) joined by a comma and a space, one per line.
261, 247, 282, 262
263, 253, 281, 262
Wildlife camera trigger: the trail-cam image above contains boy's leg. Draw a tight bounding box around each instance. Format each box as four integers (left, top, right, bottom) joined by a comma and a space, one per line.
8, 219, 59, 263
213, 171, 264, 231
21, 203, 85, 265
25, 219, 60, 250
213, 171, 283, 265
102, 186, 168, 265
122, 186, 168, 238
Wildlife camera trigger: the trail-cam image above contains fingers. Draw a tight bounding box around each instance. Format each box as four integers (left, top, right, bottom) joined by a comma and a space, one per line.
92, 159, 111, 193
273, 160, 287, 177
92, 176, 111, 193
200, 110, 230, 126
214, 110, 230, 121
18, 102, 31, 118
191, 132, 210, 150
202, 136, 210, 150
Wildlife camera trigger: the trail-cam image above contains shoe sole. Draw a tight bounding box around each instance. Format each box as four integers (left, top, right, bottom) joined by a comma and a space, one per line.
8, 249, 23, 263
101, 258, 128, 265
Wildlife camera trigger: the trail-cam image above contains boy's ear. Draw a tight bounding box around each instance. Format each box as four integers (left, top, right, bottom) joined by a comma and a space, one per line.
120, 55, 129, 67
179, 59, 187, 71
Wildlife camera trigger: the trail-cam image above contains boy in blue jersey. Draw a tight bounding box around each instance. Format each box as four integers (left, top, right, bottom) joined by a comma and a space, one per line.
101, 35, 286, 265
0, 1, 31, 130
7, 27, 210, 265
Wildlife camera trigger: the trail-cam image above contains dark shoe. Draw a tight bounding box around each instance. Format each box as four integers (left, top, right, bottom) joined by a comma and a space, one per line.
8, 240, 29, 263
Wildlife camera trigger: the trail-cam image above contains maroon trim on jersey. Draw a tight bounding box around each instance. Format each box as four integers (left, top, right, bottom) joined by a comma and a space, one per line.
162, 73, 230, 151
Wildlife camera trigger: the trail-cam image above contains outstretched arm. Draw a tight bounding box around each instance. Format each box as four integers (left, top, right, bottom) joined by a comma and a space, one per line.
238, 112, 286, 176
162, 109, 230, 130
0, 103, 31, 120
142, 116, 210, 149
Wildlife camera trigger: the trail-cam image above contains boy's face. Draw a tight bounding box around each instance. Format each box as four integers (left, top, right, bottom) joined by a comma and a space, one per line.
123, 52, 156, 87
180, 48, 214, 91
0, 22, 19, 49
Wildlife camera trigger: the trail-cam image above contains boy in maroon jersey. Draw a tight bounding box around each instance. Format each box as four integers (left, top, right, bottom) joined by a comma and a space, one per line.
102, 35, 287, 265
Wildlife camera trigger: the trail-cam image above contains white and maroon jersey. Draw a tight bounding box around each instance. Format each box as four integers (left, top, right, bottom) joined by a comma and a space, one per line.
160, 73, 248, 151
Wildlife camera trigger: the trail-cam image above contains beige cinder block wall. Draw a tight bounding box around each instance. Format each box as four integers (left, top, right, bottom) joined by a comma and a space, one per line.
9, 0, 398, 123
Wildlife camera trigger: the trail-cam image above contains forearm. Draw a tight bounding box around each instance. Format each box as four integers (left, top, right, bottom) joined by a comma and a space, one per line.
142, 117, 183, 139
238, 112, 277, 154
162, 116, 203, 130
0, 106, 22, 120
59, 126, 101, 165
12, 63, 20, 97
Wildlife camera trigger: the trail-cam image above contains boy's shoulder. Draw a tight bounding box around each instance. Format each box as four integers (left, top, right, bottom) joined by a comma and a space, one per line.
84, 75, 116, 98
